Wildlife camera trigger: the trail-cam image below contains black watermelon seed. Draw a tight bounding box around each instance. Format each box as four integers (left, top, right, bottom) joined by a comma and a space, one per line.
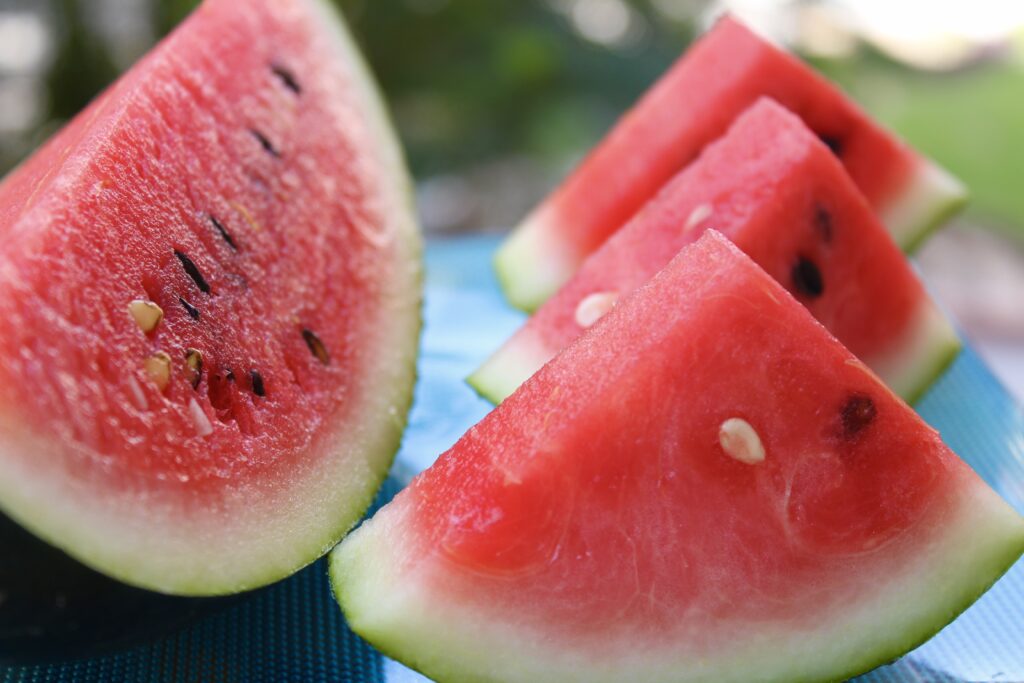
270, 63, 301, 94
791, 257, 824, 299
209, 214, 238, 250
819, 134, 843, 156
841, 394, 877, 439
814, 204, 833, 243
302, 328, 330, 365
174, 250, 211, 294
250, 129, 280, 158
178, 296, 200, 320
226, 369, 236, 383
250, 370, 266, 397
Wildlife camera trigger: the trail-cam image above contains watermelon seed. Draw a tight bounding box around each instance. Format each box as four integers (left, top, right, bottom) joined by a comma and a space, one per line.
128, 299, 163, 333
718, 418, 765, 464
226, 369, 236, 382
188, 397, 213, 438
684, 203, 713, 232
250, 369, 266, 397
250, 129, 280, 158
814, 205, 833, 243
209, 215, 238, 250
574, 291, 618, 329
144, 352, 172, 392
185, 348, 203, 389
791, 257, 824, 298
179, 297, 200, 320
270, 63, 301, 94
126, 375, 147, 410
174, 250, 211, 294
840, 394, 876, 439
302, 328, 330, 365
818, 134, 843, 156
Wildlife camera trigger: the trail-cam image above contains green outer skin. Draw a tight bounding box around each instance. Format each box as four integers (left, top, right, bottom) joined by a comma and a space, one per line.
330, 485, 1024, 683
903, 334, 961, 406
496, 151, 968, 315
886, 159, 970, 255
492, 212, 567, 314
0, 0, 422, 596
902, 188, 968, 256
466, 370, 507, 406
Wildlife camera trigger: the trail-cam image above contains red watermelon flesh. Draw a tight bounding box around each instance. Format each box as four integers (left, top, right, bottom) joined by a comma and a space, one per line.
332, 232, 1024, 683
0, 0, 421, 594
472, 99, 959, 405
495, 15, 966, 312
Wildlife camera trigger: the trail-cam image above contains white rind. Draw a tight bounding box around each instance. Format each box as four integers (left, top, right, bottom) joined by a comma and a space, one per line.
467, 330, 549, 404
0, 0, 422, 595
494, 207, 578, 313
867, 295, 960, 404
882, 158, 968, 253
333, 481, 1024, 683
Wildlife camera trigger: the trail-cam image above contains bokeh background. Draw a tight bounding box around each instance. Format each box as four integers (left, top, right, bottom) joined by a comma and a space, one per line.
0, 0, 1021, 396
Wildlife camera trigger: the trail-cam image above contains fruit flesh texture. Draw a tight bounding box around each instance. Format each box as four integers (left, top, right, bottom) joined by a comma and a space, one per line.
472, 99, 959, 404
496, 15, 965, 311
333, 232, 1024, 683
0, 0, 421, 594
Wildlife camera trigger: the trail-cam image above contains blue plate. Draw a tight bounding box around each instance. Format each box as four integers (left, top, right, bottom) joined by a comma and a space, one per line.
3, 236, 1023, 682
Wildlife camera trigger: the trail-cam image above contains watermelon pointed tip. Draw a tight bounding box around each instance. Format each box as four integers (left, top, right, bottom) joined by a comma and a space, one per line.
885, 158, 968, 253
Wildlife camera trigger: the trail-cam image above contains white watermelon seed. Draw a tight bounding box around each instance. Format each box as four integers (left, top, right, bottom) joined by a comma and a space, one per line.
128, 300, 163, 333
684, 203, 713, 232
126, 374, 147, 410
188, 397, 213, 437
719, 418, 765, 464
574, 291, 618, 329
144, 352, 172, 391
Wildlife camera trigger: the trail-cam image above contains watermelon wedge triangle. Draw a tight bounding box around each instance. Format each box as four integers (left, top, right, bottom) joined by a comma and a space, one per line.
332, 231, 1024, 683
0, 0, 420, 595
495, 15, 967, 312
470, 98, 960, 405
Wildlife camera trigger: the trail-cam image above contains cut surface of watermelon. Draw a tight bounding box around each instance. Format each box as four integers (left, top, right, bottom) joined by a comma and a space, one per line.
0, 0, 421, 595
332, 232, 1024, 683
495, 15, 966, 311
472, 99, 959, 405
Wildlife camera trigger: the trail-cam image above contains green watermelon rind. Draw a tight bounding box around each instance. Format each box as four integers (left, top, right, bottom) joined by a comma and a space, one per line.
330, 485, 1024, 683
0, 0, 422, 596
466, 335, 545, 405
885, 158, 969, 255
858, 295, 962, 406
493, 209, 571, 313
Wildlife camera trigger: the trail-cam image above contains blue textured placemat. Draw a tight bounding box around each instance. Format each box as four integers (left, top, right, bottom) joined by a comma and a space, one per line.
3, 235, 1023, 682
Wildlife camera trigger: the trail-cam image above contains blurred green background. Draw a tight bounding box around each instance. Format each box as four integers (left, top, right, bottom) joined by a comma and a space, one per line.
0, 0, 1022, 383
1, 0, 1023, 237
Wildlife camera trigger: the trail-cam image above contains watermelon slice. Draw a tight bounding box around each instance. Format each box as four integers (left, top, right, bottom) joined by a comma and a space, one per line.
0, 0, 421, 595
471, 98, 959, 405
495, 16, 967, 311
332, 232, 1024, 683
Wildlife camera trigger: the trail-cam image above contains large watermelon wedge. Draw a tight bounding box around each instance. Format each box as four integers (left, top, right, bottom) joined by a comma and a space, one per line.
0, 0, 421, 595
471, 98, 959, 405
332, 231, 1024, 683
495, 16, 966, 312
